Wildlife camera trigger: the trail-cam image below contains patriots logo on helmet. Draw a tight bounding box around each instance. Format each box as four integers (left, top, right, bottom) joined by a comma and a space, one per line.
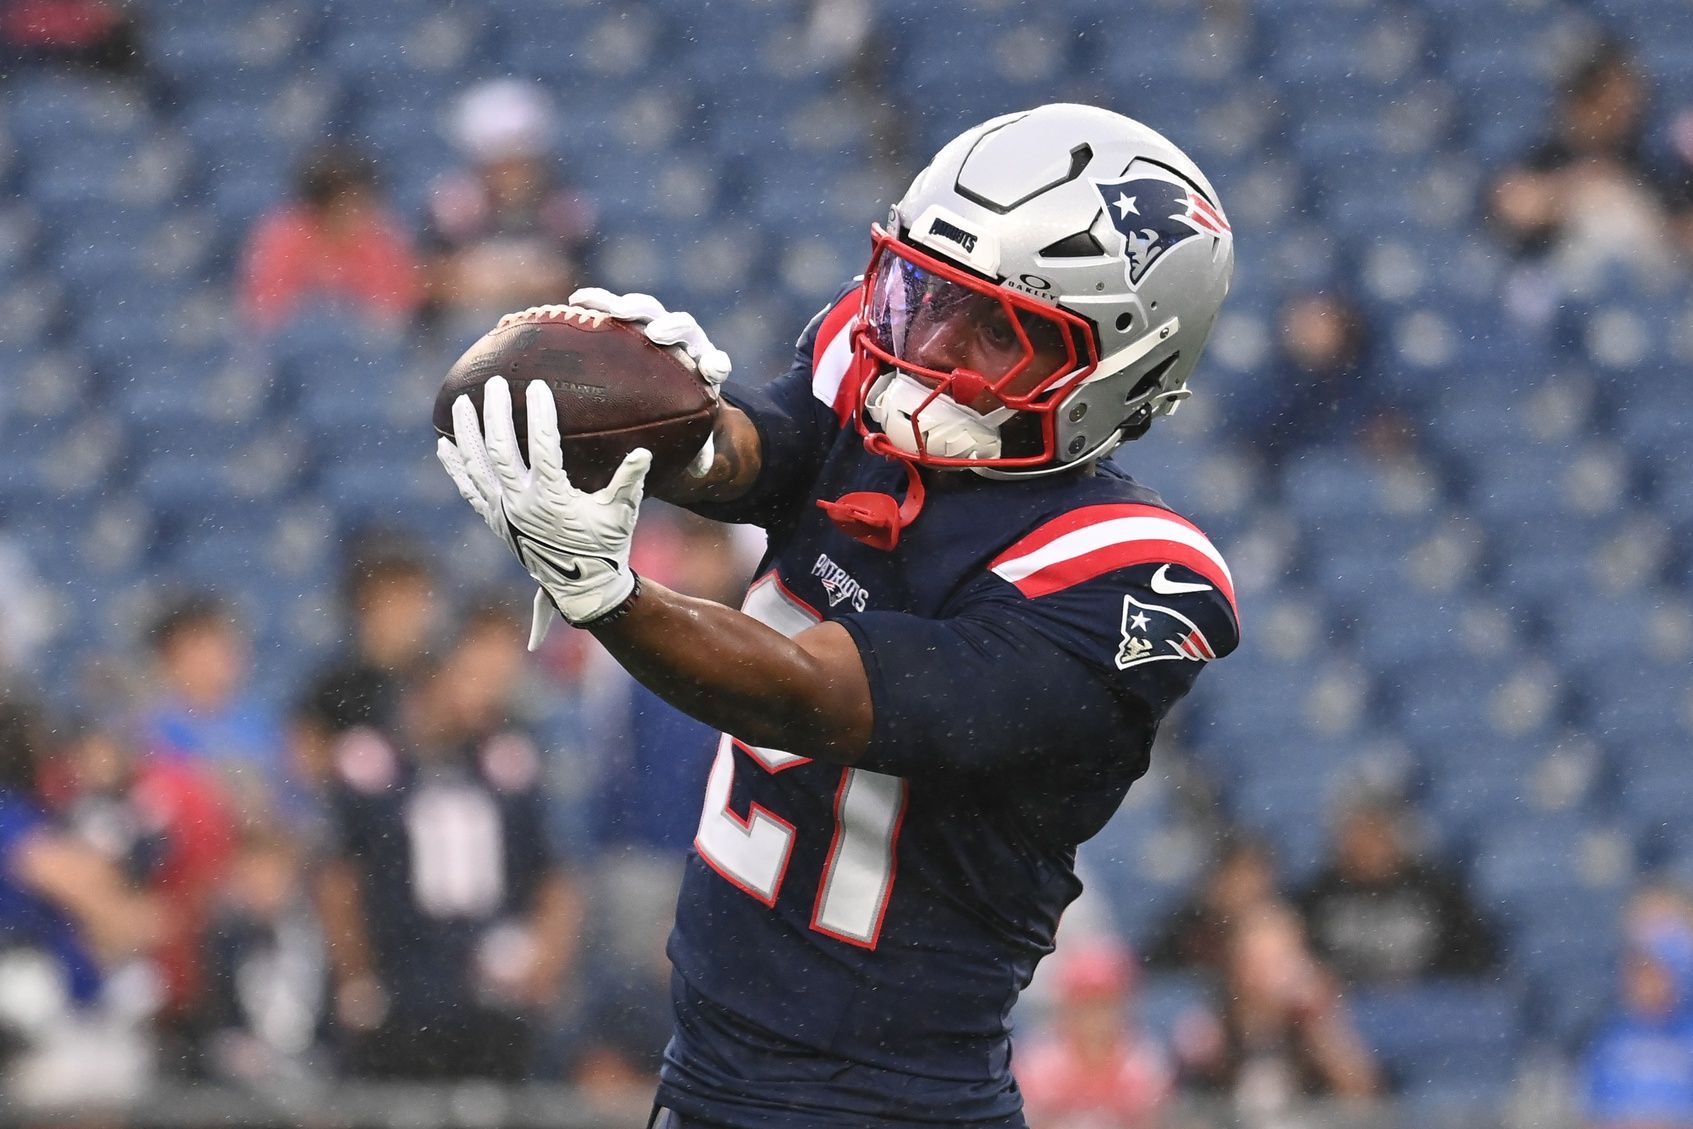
1093, 176, 1231, 287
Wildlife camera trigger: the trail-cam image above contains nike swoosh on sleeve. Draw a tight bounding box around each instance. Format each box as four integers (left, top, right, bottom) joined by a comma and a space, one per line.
1149, 564, 1213, 595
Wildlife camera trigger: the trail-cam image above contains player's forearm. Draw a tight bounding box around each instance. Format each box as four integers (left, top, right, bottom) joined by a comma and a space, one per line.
648, 404, 762, 506
588, 580, 873, 764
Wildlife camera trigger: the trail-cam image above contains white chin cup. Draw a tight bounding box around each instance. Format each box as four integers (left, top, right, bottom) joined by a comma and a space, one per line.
865, 372, 1015, 462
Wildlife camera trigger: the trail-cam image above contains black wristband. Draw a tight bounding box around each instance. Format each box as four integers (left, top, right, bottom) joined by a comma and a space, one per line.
576, 571, 642, 629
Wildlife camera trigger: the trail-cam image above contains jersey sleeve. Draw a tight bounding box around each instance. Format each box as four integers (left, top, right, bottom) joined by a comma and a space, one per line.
688, 281, 872, 530
838, 504, 1240, 780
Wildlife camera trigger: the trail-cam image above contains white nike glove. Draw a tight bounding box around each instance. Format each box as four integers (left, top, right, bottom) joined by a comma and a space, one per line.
436, 376, 650, 648
436, 398, 555, 648
565, 288, 730, 477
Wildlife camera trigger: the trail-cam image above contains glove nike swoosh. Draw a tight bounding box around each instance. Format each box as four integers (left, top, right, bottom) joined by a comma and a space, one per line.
541, 555, 622, 580
506, 522, 618, 570
1149, 564, 1213, 596
527, 555, 583, 593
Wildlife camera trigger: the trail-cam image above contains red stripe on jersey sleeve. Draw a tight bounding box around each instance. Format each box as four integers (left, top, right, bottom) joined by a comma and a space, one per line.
1008, 538, 1237, 613
989, 504, 1207, 567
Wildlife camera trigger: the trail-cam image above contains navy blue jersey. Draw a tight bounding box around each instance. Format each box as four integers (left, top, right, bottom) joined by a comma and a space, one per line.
325, 728, 558, 1018
659, 286, 1240, 1128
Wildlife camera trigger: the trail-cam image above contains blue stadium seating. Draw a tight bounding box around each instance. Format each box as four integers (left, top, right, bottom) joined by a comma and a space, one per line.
1, 0, 1687, 1108
1195, 650, 1327, 751
1351, 982, 1523, 1091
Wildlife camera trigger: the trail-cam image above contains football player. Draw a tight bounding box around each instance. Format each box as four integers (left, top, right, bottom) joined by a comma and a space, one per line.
439, 103, 1238, 1128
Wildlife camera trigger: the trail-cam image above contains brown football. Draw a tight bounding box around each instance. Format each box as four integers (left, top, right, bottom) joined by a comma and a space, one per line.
433, 306, 718, 492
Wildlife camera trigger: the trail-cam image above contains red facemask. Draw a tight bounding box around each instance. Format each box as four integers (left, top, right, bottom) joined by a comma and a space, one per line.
853, 224, 1099, 470
816, 226, 1100, 551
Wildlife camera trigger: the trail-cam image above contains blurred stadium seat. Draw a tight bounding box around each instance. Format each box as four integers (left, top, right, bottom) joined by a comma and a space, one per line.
0, 0, 1686, 1121
1351, 981, 1523, 1092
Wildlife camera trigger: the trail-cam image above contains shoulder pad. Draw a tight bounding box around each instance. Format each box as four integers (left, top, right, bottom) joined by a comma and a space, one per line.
797, 279, 872, 425
988, 503, 1236, 617
1107, 561, 1238, 671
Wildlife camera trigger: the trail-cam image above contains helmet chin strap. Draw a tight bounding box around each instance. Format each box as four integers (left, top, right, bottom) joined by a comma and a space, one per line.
816, 444, 927, 551
813, 371, 984, 550
972, 429, 1123, 480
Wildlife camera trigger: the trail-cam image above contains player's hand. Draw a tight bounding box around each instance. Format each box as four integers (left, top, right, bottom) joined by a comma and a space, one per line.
563, 287, 730, 478
436, 376, 649, 644
435, 391, 560, 646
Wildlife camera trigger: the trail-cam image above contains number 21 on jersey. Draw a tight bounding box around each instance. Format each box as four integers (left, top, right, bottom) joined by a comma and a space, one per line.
694, 573, 908, 948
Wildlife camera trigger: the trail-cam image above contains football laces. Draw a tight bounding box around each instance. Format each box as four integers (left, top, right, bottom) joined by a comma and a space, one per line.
496, 304, 611, 329
493, 304, 699, 373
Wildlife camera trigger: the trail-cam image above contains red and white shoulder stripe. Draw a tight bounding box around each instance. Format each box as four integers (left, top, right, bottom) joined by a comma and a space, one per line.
988, 503, 1236, 615
809, 286, 874, 425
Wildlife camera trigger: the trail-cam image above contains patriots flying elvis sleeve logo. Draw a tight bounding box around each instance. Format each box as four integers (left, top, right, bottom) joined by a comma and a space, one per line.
1115, 592, 1217, 670
1093, 176, 1231, 287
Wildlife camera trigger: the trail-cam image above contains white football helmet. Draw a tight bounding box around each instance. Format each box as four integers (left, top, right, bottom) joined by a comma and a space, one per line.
853, 103, 1234, 477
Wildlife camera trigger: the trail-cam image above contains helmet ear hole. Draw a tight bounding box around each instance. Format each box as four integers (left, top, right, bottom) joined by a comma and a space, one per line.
1126, 353, 1181, 405
1115, 313, 1135, 333
1118, 352, 1181, 443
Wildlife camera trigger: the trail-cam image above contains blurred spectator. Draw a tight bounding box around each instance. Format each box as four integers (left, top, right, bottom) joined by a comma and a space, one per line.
1016, 938, 1173, 1129
0, 701, 160, 989
1294, 796, 1498, 986
570, 511, 753, 1100
134, 595, 289, 822
1628, 886, 1693, 952
1180, 904, 1380, 1110
200, 825, 327, 1089
1144, 833, 1280, 975
0, 697, 164, 1105
291, 544, 439, 843
1582, 916, 1693, 1129
0, 0, 140, 73
305, 543, 438, 737
44, 720, 235, 1031
424, 79, 597, 338
317, 604, 581, 1081
239, 142, 423, 333
1488, 43, 1678, 292
1235, 292, 1413, 469
591, 510, 752, 866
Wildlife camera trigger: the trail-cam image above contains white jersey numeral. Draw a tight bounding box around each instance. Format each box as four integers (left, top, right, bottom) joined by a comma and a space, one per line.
695, 734, 798, 905
692, 573, 909, 948
405, 784, 506, 918
696, 736, 907, 948
811, 766, 905, 944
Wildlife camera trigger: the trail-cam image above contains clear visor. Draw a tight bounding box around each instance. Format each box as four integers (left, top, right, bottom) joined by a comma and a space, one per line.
862, 238, 1083, 408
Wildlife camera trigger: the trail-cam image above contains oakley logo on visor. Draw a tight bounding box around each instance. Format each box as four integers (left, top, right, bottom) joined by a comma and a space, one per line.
1093, 176, 1230, 287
